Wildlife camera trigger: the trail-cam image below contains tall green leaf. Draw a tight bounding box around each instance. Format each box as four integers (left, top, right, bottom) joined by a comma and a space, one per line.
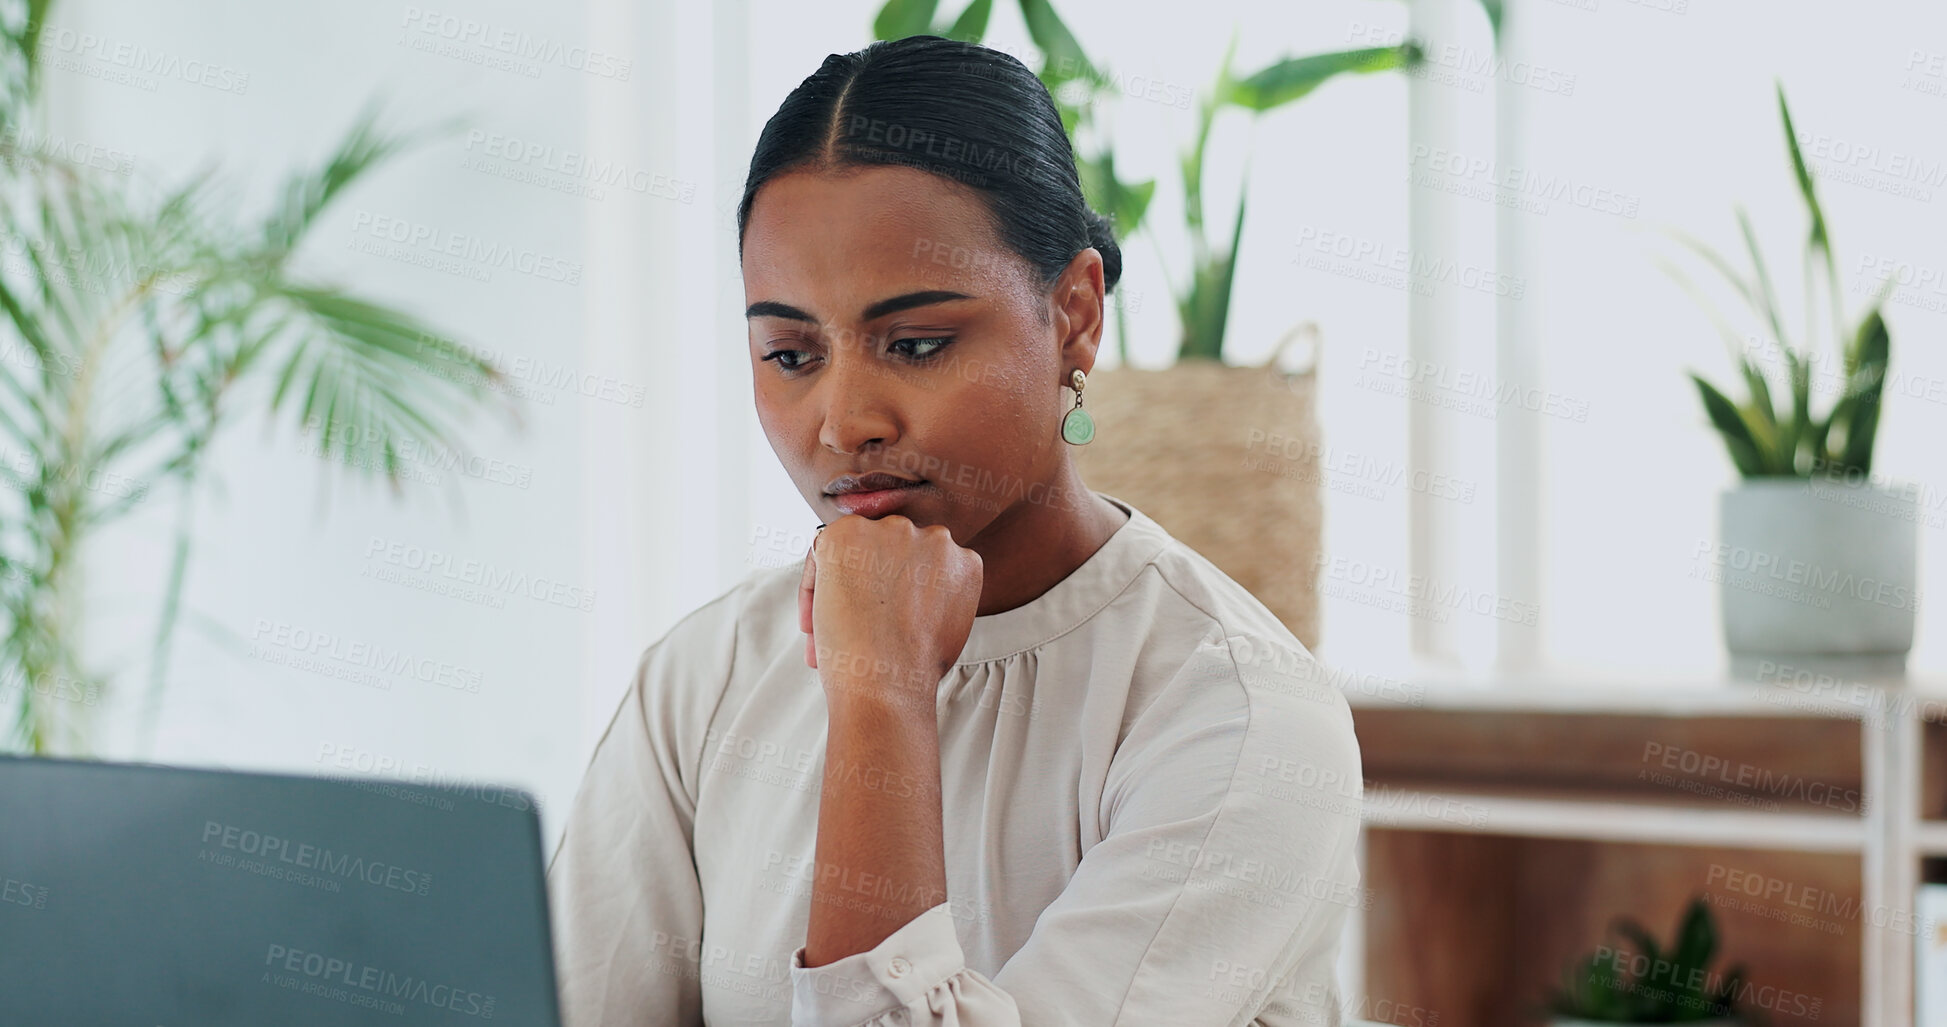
1691, 373, 1766, 475
942, 0, 991, 41
1018, 0, 1096, 88
1225, 45, 1416, 111
872, 0, 940, 40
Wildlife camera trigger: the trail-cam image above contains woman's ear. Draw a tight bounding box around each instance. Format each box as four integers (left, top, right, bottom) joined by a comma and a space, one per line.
1052, 247, 1106, 375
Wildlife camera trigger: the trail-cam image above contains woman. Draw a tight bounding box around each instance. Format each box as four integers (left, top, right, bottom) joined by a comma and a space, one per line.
547, 35, 1363, 1026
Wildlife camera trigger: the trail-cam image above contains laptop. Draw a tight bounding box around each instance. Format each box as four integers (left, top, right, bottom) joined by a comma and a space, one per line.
0, 755, 562, 1026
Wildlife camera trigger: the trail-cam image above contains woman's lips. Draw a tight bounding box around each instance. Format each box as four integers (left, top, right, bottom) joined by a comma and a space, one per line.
828, 480, 929, 519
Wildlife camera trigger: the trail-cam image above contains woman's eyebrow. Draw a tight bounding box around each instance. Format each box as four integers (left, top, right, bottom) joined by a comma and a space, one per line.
745, 290, 977, 324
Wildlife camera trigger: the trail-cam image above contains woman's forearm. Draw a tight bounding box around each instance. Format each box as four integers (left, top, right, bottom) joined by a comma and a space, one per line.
801, 682, 948, 968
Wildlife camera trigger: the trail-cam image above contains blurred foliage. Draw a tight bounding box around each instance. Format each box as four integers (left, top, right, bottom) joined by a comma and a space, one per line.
1546, 895, 1757, 1024
0, 0, 516, 753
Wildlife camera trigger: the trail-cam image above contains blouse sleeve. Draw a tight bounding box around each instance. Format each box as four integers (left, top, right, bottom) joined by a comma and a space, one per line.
784, 633, 1366, 1026
546, 591, 742, 1027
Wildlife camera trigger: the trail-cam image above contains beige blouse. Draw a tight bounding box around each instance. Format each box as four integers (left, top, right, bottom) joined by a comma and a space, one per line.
546, 491, 1365, 1026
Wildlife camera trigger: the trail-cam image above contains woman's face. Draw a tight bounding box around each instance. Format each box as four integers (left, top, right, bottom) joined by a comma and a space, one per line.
741, 163, 1103, 540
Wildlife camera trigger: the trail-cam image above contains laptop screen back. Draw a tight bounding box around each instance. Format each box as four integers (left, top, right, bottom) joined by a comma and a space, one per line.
0, 756, 562, 1027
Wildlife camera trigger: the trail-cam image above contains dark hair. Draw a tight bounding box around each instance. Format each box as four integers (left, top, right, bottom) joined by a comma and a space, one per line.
736, 35, 1122, 302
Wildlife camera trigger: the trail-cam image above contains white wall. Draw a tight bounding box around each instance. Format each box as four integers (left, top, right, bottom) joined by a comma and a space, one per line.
38, 0, 1947, 861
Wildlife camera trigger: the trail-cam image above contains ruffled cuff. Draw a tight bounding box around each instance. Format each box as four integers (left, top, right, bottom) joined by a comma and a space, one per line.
788, 901, 966, 1025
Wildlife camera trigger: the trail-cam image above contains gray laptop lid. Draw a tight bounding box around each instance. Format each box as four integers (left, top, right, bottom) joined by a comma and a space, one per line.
0, 755, 562, 1026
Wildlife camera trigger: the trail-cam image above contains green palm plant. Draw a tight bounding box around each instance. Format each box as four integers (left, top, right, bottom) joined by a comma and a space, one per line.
1, 0, 517, 753
1665, 82, 1895, 480
1546, 896, 1755, 1024
870, 0, 1429, 364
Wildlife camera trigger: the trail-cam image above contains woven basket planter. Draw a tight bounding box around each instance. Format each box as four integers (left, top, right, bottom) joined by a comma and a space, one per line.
1071, 331, 1323, 650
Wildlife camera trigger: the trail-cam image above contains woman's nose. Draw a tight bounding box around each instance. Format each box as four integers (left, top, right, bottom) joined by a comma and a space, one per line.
816, 339, 899, 454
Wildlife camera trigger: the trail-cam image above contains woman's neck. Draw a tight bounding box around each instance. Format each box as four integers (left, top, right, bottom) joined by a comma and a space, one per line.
964, 469, 1129, 618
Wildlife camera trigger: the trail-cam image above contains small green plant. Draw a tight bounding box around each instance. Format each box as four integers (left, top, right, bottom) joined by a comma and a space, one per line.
1545, 896, 1752, 1024
1665, 83, 1896, 481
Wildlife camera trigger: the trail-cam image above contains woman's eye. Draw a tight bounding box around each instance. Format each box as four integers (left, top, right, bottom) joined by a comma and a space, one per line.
760, 349, 813, 373
892, 336, 954, 361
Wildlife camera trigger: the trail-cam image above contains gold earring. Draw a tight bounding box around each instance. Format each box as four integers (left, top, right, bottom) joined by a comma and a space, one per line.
1061, 368, 1095, 446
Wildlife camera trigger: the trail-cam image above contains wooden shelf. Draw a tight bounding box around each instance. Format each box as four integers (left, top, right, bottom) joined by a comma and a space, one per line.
1913, 822, 1947, 857
1363, 780, 1869, 852
1345, 673, 1918, 1027
1339, 664, 1945, 720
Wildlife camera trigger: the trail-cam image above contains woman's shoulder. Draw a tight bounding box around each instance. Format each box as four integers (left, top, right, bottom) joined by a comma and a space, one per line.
1128, 515, 1294, 646
1114, 509, 1356, 750
611, 562, 804, 771
644, 558, 803, 666
1097, 513, 1362, 835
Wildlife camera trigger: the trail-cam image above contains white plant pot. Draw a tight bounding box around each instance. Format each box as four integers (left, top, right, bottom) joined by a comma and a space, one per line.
1712, 477, 1919, 676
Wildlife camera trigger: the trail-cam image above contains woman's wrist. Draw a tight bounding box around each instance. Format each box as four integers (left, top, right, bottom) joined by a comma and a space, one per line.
820, 662, 946, 724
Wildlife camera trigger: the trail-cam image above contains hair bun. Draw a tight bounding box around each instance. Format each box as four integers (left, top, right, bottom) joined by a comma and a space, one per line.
1083, 209, 1123, 294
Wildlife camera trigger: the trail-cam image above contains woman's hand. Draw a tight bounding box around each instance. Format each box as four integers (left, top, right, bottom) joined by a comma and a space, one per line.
798, 514, 983, 713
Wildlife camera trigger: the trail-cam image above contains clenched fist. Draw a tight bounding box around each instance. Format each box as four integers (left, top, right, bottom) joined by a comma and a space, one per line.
799, 515, 984, 716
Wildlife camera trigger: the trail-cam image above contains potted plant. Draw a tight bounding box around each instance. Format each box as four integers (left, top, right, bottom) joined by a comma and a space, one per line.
1544, 896, 1752, 1026
872, 0, 1455, 648
1666, 83, 1916, 677
0, 3, 517, 753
